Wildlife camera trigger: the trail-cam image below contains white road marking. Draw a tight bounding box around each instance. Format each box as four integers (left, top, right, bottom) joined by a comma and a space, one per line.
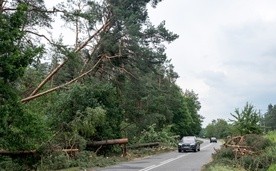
138, 143, 213, 171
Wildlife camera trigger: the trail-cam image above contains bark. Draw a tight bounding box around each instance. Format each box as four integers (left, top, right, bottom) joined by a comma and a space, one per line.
87, 138, 129, 146
21, 57, 102, 103
24, 20, 110, 101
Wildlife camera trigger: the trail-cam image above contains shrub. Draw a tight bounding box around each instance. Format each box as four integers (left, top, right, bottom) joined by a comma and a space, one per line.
268, 164, 276, 171
265, 131, 276, 143
205, 164, 246, 171
244, 134, 271, 151
212, 147, 235, 160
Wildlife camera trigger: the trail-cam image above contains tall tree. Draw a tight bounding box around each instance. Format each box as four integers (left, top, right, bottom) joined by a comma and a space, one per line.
263, 104, 276, 131
205, 119, 231, 138
230, 102, 262, 135
0, 1, 50, 150
172, 90, 203, 137
21, 0, 178, 102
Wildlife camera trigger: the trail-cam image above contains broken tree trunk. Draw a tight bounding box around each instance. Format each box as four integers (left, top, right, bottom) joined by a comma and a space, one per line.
87, 138, 128, 146
86, 138, 128, 157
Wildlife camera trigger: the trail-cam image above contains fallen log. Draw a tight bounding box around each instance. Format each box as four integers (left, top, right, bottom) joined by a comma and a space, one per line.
86, 138, 128, 157
87, 138, 128, 146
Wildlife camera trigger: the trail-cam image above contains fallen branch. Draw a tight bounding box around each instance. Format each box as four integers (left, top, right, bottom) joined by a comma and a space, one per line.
87, 138, 128, 147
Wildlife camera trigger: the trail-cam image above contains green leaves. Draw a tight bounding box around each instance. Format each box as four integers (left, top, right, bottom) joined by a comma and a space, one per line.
263, 104, 276, 131
73, 107, 107, 137
0, 3, 43, 83
230, 102, 262, 135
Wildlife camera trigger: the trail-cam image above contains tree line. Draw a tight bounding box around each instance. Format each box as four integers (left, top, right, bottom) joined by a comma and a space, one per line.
203, 102, 276, 138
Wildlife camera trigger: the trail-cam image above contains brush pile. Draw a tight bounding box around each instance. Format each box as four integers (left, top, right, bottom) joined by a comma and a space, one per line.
222, 134, 270, 159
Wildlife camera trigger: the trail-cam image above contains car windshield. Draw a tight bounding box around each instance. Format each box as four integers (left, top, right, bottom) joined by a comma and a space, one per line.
181, 137, 196, 143
182, 139, 195, 143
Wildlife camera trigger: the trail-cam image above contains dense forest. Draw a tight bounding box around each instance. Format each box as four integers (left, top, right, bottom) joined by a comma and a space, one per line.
0, 0, 203, 169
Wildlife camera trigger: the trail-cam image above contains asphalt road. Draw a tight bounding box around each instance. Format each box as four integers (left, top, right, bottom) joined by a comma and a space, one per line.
96, 139, 222, 171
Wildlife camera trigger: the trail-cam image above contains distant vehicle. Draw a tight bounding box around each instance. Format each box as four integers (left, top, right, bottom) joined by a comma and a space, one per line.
210, 137, 217, 143
178, 136, 200, 152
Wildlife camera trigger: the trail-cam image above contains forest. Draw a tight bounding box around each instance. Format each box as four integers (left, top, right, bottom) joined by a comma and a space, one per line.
0, 0, 203, 169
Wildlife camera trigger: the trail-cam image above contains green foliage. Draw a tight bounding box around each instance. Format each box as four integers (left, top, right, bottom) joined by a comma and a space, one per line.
238, 155, 272, 171
136, 124, 176, 146
243, 134, 271, 151
263, 104, 276, 131
0, 106, 50, 150
0, 2, 49, 152
0, 3, 43, 83
38, 151, 125, 170
205, 119, 231, 139
204, 164, 246, 171
47, 81, 123, 150
204, 133, 276, 171
172, 90, 203, 137
268, 164, 276, 171
230, 102, 262, 135
0, 0, 202, 169
265, 131, 276, 143
212, 147, 235, 161
0, 155, 40, 171
73, 107, 106, 137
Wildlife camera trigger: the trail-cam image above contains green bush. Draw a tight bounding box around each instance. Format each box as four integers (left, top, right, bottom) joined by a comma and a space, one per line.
137, 124, 176, 146
205, 164, 246, 171
0, 155, 39, 171
265, 131, 276, 143
268, 164, 276, 171
244, 134, 271, 151
212, 147, 235, 160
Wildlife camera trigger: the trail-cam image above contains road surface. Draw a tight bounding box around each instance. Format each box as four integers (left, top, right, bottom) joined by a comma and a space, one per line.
96, 139, 221, 171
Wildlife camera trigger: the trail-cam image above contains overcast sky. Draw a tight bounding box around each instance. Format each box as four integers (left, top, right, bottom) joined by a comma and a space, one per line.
148, 0, 276, 126
44, 0, 276, 127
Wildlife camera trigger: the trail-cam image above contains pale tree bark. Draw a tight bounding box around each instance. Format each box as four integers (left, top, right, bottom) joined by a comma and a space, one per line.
21, 56, 103, 103
27, 20, 111, 99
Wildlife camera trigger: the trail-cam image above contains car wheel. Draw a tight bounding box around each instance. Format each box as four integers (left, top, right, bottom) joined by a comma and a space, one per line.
178, 149, 182, 153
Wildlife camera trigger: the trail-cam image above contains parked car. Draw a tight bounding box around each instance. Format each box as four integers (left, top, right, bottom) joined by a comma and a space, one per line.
210, 137, 217, 143
178, 136, 200, 152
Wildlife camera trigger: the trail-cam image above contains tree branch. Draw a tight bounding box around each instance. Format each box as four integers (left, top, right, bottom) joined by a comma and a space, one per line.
25, 30, 54, 45
21, 57, 103, 103
27, 20, 110, 98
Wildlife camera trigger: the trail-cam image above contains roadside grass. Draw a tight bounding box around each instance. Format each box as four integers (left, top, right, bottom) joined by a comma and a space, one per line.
202, 164, 246, 171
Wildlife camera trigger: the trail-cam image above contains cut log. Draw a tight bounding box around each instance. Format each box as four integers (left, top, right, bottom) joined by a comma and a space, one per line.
87, 138, 128, 146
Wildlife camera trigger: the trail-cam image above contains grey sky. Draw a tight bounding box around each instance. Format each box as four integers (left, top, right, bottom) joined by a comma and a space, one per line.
148, 0, 276, 126
44, 0, 276, 127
